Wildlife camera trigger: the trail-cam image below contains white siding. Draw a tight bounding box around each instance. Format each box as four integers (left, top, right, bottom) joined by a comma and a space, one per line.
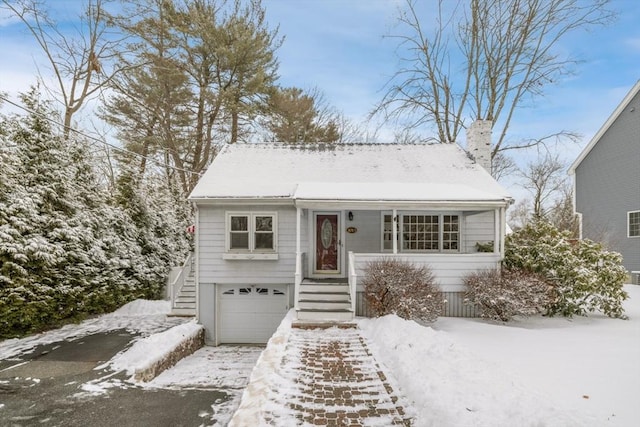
352, 253, 501, 292
197, 204, 302, 284
199, 283, 216, 345
464, 211, 495, 252
344, 210, 382, 253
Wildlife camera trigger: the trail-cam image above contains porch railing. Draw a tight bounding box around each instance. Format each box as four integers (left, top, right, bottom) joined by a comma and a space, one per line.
294, 251, 306, 310
170, 251, 194, 309
348, 251, 357, 314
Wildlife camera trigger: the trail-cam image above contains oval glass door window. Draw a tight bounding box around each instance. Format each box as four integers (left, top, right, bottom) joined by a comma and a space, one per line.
321, 218, 333, 249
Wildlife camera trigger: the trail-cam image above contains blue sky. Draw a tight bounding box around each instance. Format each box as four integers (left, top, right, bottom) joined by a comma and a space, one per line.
1, 0, 638, 197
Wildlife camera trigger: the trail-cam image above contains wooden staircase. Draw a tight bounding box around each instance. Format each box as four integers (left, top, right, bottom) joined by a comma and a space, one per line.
296, 278, 354, 321
171, 273, 196, 316
170, 254, 196, 316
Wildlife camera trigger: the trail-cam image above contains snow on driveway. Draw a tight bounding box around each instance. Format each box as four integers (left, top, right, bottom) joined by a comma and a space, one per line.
0, 300, 187, 360
0, 300, 264, 427
150, 345, 263, 426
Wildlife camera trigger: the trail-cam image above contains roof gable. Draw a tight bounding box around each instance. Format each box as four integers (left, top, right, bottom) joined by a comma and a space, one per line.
189, 143, 511, 203
569, 80, 640, 174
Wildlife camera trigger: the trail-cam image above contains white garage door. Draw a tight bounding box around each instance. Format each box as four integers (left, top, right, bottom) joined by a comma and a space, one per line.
218, 285, 288, 344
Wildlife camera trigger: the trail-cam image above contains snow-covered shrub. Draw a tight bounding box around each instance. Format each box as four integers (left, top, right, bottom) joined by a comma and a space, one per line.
361, 259, 443, 322
504, 220, 628, 318
464, 269, 551, 321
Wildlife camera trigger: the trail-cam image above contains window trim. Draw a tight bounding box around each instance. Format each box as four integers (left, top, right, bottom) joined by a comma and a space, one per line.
224, 212, 278, 259
628, 210, 640, 238
381, 212, 399, 252
382, 211, 461, 253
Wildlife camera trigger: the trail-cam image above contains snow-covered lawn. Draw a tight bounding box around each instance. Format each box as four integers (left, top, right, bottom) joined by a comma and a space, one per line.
4, 288, 639, 426
359, 284, 640, 427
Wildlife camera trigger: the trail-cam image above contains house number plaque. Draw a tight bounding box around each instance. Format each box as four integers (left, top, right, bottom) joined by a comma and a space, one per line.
346, 227, 357, 234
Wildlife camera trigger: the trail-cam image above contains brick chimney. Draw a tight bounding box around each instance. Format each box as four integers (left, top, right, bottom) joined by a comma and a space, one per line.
466, 120, 492, 173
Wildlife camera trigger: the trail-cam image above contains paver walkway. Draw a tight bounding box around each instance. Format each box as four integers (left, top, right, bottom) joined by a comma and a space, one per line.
264, 324, 412, 426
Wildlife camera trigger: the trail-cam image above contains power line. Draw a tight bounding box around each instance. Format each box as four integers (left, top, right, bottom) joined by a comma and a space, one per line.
0, 94, 203, 177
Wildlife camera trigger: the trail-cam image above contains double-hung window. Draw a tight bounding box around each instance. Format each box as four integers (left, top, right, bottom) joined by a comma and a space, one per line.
226, 212, 277, 258
629, 211, 640, 238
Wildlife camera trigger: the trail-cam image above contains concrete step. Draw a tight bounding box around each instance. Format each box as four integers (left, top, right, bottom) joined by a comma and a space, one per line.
300, 283, 349, 293
169, 307, 195, 317
298, 300, 351, 310
292, 321, 357, 329
173, 298, 196, 307
298, 291, 349, 301
297, 309, 354, 321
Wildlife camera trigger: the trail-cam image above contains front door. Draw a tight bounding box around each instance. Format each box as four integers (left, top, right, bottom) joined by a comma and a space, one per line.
314, 213, 340, 274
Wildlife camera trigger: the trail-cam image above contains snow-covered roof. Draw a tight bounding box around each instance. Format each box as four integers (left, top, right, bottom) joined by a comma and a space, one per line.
189, 143, 511, 205
569, 79, 640, 174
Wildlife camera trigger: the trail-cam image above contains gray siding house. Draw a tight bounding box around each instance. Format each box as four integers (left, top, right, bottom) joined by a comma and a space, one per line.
569, 80, 640, 277
187, 121, 512, 345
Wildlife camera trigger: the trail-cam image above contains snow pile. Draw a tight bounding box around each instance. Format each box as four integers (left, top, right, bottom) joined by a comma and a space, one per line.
109, 320, 203, 376
228, 310, 294, 427
434, 284, 640, 426
359, 315, 598, 427
109, 299, 170, 316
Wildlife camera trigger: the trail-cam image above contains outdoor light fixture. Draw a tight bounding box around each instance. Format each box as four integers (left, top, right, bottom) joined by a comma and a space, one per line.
348, 211, 354, 221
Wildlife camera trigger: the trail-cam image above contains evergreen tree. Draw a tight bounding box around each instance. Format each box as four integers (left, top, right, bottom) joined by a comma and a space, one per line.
0, 87, 191, 337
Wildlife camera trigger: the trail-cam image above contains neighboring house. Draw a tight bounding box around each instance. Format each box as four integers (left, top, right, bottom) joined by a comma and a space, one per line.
569, 80, 640, 278
188, 121, 512, 345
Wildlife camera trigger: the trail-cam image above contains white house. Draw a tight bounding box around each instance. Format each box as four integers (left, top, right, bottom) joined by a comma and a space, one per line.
183, 122, 512, 345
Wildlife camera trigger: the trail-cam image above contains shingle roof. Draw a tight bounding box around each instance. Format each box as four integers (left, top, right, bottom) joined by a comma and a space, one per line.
189, 143, 511, 204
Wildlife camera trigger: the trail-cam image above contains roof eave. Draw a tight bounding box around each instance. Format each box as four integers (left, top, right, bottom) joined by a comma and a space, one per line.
189, 195, 513, 209
189, 196, 294, 205
294, 198, 512, 209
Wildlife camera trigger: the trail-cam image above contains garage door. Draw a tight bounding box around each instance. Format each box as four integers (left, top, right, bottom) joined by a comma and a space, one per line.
218, 285, 288, 344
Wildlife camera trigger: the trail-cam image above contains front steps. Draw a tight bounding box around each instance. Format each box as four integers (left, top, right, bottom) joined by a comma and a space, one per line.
170, 278, 196, 317
297, 279, 354, 321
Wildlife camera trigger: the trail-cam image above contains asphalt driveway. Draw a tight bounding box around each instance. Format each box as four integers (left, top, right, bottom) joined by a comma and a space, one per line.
0, 330, 234, 426
0, 311, 267, 427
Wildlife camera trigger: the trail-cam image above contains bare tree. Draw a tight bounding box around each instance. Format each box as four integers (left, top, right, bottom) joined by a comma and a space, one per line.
548, 181, 579, 237
518, 153, 566, 220
491, 151, 517, 181
507, 198, 532, 231
2, 0, 128, 139
376, 0, 613, 156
